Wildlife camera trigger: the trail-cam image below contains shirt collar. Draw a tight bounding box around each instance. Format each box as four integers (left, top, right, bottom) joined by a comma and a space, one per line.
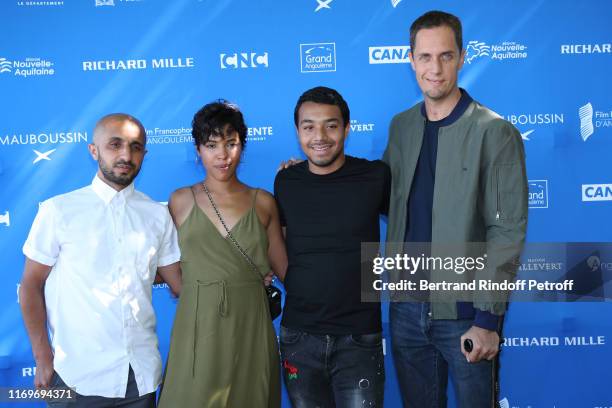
420, 88, 473, 127
91, 174, 135, 205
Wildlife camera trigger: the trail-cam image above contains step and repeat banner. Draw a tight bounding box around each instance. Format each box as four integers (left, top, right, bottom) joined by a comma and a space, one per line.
1, 0, 611, 406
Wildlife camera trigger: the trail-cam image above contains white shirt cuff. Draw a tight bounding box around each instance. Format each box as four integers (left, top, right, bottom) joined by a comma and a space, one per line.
23, 243, 57, 267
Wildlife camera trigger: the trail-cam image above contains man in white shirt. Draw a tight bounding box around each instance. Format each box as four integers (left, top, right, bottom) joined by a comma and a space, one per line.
19, 113, 182, 407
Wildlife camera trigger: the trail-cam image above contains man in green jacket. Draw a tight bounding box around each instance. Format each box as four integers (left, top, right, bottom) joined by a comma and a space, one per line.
383, 10, 528, 407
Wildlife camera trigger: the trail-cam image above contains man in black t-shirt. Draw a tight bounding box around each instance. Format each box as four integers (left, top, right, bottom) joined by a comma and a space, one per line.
274, 87, 390, 407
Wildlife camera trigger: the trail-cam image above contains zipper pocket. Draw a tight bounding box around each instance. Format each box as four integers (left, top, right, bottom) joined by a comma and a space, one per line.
495, 167, 501, 221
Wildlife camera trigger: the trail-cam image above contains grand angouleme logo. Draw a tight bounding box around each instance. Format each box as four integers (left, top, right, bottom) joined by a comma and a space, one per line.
528, 180, 548, 209
0, 57, 55, 77
464, 40, 528, 64
82, 57, 195, 72
300, 43, 336, 73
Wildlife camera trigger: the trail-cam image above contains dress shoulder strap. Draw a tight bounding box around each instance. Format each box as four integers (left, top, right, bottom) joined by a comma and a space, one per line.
251, 188, 259, 207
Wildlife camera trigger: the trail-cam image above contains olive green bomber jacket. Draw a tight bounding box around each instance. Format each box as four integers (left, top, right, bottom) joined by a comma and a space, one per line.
382, 99, 528, 320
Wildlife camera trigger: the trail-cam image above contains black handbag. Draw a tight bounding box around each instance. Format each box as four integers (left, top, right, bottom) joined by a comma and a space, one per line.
202, 184, 282, 320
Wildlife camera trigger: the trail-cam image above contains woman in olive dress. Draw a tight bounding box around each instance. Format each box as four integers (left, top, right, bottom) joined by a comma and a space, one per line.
158, 100, 287, 408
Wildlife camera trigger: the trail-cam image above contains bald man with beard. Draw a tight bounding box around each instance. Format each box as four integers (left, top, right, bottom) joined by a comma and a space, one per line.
20, 113, 182, 408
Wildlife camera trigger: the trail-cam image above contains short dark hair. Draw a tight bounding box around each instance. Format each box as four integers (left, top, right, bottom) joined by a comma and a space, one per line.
294, 86, 350, 127
410, 10, 463, 53
192, 100, 247, 148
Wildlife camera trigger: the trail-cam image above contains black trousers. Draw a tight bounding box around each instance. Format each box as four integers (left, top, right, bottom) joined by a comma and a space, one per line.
47, 366, 156, 408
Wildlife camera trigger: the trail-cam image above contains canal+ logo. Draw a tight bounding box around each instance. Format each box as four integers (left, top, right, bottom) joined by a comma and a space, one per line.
369, 46, 410, 64
582, 184, 612, 202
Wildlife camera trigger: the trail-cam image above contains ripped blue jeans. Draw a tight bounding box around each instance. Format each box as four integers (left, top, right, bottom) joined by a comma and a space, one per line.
279, 326, 385, 408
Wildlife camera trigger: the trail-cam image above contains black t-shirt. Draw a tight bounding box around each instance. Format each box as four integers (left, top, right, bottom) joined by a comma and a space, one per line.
274, 156, 391, 335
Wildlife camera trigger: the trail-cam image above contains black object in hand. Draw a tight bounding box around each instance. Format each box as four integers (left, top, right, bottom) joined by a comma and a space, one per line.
464, 338, 473, 353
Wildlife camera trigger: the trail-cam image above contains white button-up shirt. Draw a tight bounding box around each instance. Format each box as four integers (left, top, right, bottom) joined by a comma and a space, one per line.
23, 175, 180, 398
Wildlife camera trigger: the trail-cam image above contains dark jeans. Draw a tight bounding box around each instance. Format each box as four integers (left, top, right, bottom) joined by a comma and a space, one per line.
390, 302, 498, 408
47, 366, 156, 408
279, 326, 385, 408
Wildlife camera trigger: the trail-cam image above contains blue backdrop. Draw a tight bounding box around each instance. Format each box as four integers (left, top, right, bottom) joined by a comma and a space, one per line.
1, 0, 611, 406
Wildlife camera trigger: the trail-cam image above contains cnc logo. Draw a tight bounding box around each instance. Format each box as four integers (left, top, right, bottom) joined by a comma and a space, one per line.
582, 184, 612, 202
0, 210, 10, 227
368, 46, 410, 64
528, 180, 548, 209
220, 52, 269, 69
300, 43, 336, 73
465, 40, 528, 64
314, 0, 332, 12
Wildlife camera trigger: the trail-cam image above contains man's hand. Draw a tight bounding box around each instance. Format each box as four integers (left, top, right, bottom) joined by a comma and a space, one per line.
460, 326, 500, 363
34, 350, 54, 388
277, 157, 303, 172
263, 270, 274, 287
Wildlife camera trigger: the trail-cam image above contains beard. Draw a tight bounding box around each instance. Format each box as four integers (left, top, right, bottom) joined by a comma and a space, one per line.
98, 158, 139, 187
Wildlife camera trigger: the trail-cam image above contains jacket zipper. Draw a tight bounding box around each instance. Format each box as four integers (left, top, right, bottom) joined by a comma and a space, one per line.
495, 167, 501, 221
